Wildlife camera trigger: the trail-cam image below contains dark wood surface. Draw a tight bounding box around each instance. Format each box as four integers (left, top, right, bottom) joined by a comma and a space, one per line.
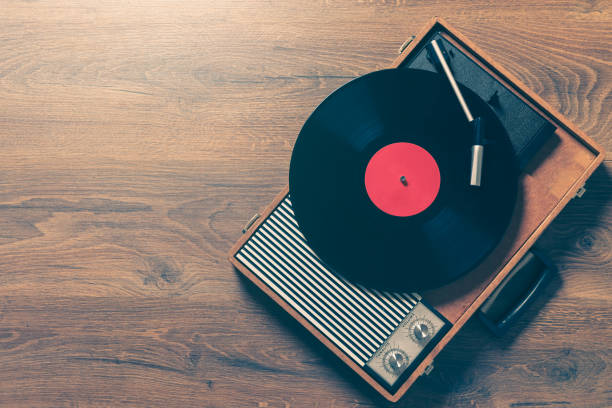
0, 1, 610, 407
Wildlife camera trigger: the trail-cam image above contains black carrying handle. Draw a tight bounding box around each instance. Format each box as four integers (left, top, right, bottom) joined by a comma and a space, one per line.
478, 249, 555, 336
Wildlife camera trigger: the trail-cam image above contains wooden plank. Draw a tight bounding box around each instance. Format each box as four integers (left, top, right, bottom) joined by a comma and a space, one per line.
0, 1, 610, 407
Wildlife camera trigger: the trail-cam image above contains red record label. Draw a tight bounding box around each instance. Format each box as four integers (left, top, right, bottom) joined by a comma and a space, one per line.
364, 142, 441, 217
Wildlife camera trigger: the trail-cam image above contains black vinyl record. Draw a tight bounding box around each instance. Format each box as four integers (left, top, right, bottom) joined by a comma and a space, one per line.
289, 68, 518, 291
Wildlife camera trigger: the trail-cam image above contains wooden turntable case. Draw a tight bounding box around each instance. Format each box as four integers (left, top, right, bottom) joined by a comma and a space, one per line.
228, 17, 605, 402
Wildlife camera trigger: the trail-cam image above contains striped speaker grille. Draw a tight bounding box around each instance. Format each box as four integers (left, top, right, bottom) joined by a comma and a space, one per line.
236, 196, 420, 366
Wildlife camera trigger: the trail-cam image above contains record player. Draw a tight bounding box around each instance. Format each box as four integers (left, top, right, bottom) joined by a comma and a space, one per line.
228, 18, 605, 402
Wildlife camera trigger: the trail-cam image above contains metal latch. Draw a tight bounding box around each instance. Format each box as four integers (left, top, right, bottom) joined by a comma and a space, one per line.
574, 185, 586, 198
242, 213, 260, 234
398, 35, 415, 54
423, 364, 434, 376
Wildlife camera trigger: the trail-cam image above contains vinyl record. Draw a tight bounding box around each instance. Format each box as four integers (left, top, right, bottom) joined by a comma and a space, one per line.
289, 68, 518, 291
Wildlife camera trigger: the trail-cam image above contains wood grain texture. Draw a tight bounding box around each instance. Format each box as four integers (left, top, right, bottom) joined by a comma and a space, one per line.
0, 1, 610, 407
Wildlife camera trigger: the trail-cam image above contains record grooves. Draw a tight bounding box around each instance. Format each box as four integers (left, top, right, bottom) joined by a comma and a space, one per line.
289, 68, 518, 291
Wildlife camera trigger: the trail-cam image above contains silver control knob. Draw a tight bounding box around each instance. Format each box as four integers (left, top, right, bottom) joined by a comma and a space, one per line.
413, 322, 429, 340
383, 348, 409, 374
409, 319, 434, 343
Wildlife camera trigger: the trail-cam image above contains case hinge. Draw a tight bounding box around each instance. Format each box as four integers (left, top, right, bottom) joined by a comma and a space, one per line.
242, 213, 261, 234
398, 36, 415, 54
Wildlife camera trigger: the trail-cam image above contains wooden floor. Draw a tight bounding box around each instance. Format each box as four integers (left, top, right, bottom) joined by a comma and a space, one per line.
0, 1, 610, 407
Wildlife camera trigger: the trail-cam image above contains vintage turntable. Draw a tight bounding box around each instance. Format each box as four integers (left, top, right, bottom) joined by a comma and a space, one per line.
228, 18, 605, 402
